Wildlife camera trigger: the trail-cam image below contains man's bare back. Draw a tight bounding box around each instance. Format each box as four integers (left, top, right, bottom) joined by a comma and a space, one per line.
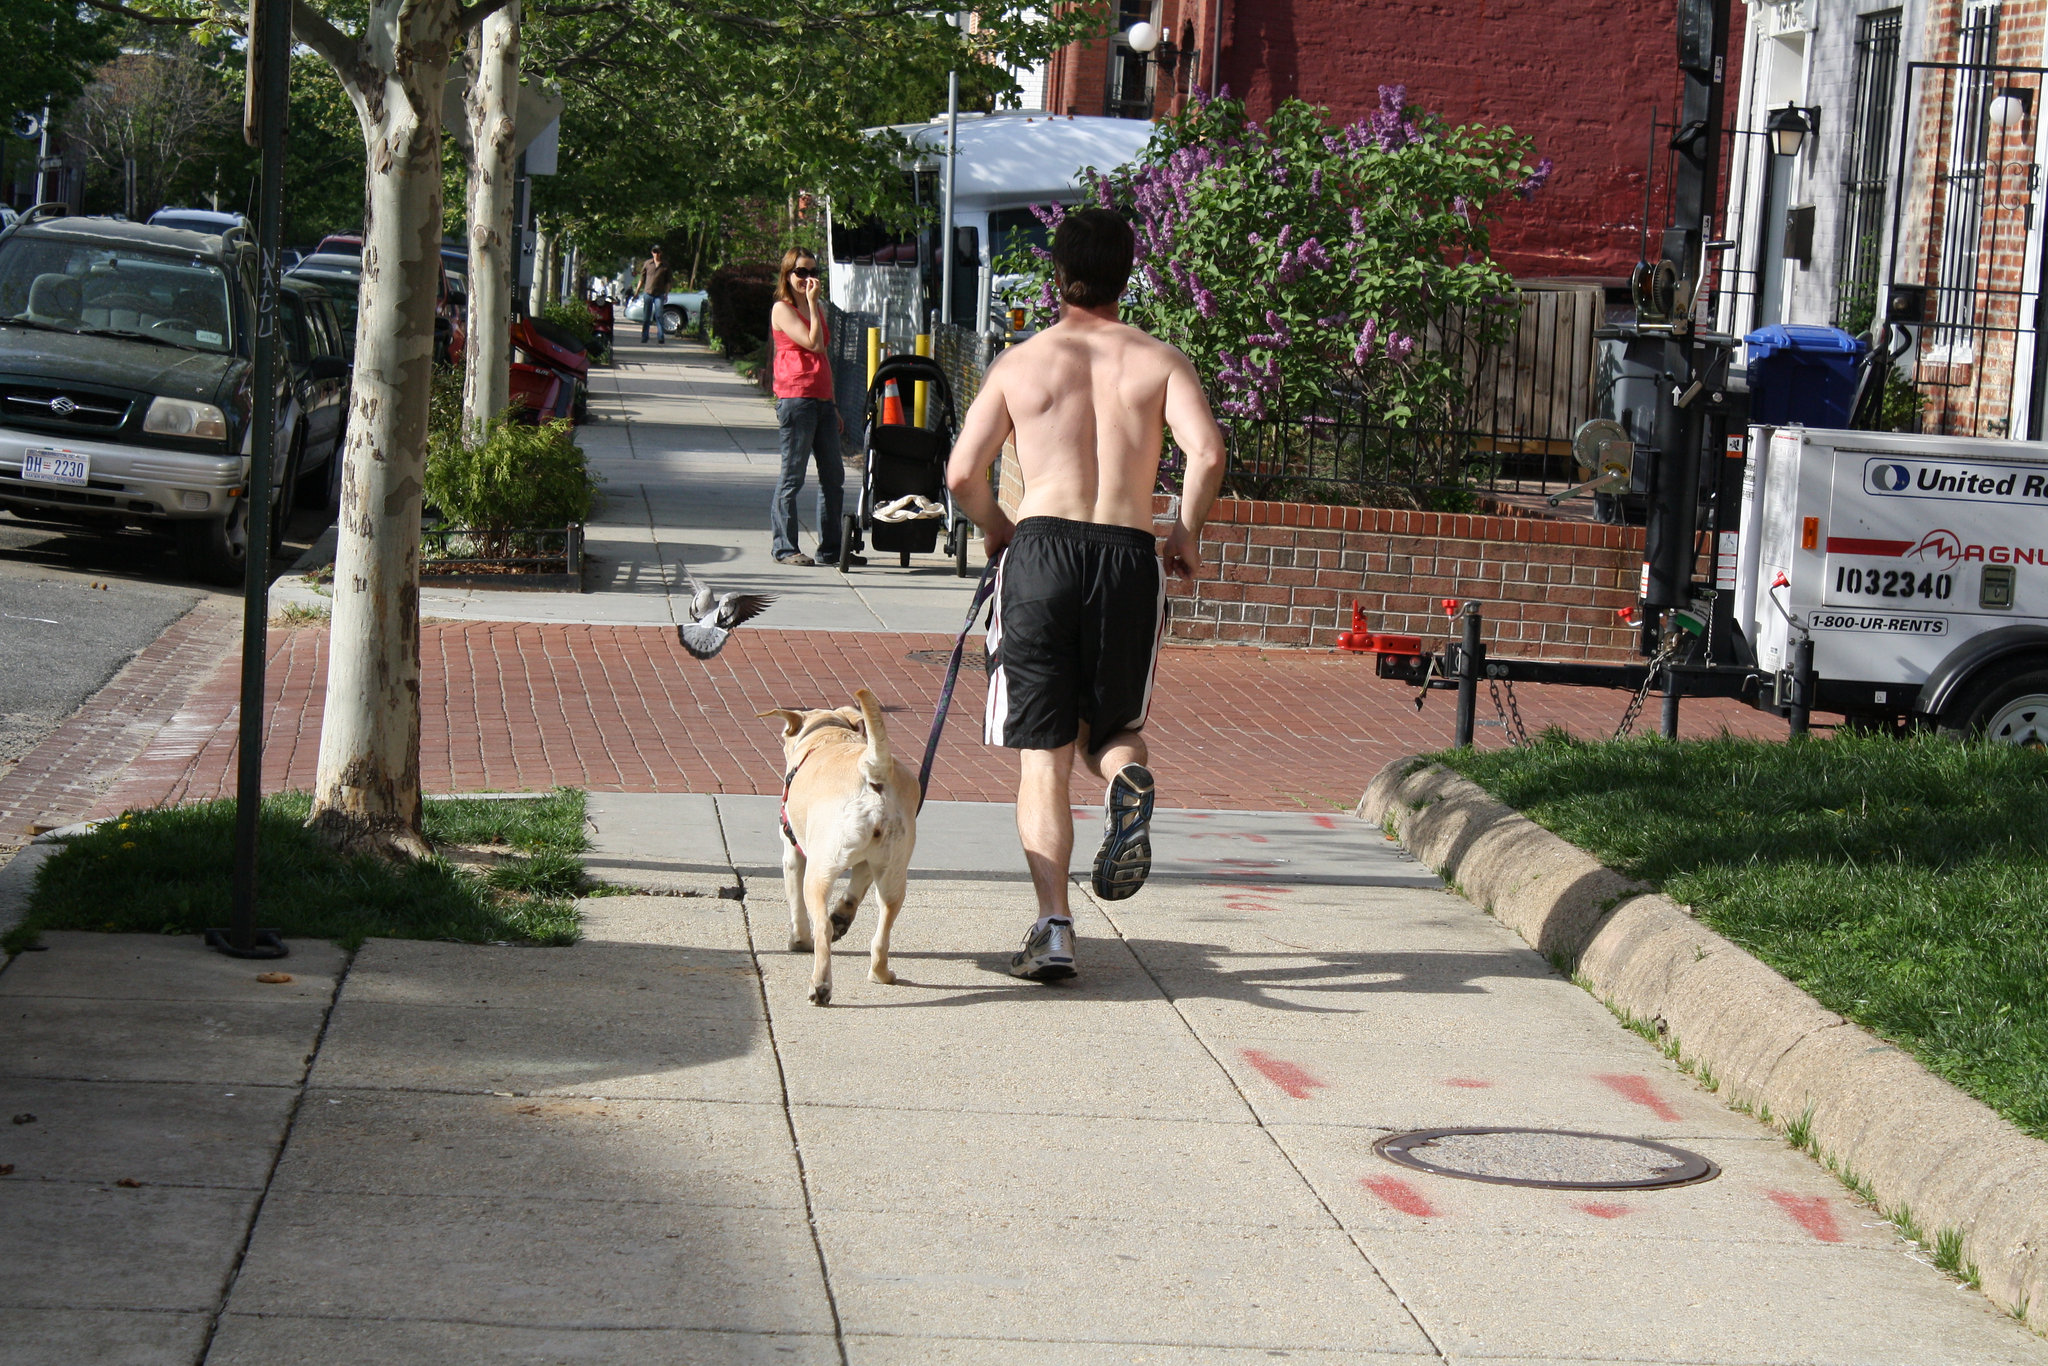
947, 306, 1225, 574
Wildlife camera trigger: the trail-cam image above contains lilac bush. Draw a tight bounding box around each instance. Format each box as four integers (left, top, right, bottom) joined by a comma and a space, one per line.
999, 88, 1544, 444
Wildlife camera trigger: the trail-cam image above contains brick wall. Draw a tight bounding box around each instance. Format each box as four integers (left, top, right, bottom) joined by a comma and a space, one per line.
1152, 495, 1647, 661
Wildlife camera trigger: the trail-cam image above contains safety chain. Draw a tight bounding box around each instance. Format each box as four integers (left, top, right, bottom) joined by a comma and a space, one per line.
1614, 631, 1684, 740
1488, 675, 1530, 747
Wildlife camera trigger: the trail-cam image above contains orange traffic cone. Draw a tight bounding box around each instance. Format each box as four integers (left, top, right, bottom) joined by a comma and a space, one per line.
880, 377, 907, 426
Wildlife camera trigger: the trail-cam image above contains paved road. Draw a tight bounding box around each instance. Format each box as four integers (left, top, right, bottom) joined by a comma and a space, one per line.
0, 560, 197, 764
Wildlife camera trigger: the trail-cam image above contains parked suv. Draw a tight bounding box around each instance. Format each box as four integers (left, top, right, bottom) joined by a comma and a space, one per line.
0, 209, 294, 584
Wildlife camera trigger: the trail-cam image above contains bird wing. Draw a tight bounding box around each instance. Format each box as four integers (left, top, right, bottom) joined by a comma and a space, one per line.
689, 581, 715, 617
678, 622, 728, 660
715, 593, 776, 629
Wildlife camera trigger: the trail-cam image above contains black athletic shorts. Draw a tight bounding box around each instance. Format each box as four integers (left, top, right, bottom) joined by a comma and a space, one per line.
984, 516, 1165, 754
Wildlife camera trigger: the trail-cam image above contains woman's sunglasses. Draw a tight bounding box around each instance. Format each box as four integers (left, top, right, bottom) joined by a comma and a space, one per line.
792, 267, 820, 280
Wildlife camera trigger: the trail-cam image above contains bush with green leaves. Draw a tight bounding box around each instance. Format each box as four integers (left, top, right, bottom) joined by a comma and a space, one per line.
538, 301, 599, 348
999, 88, 1545, 440
426, 414, 595, 531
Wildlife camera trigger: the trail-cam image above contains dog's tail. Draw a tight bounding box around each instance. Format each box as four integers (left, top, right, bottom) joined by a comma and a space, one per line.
854, 688, 892, 788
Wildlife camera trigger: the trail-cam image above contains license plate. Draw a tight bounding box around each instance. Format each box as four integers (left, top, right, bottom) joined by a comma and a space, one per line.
19, 448, 88, 487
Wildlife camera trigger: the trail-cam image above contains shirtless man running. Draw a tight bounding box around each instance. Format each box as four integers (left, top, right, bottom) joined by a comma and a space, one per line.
946, 207, 1227, 982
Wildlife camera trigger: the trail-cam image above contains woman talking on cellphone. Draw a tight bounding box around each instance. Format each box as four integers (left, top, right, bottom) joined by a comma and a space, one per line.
768, 248, 862, 567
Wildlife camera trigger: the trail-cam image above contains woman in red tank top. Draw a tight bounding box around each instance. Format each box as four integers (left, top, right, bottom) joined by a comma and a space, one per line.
768, 248, 861, 566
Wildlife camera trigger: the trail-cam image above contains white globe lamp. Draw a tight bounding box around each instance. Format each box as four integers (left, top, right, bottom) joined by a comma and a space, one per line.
1126, 20, 1159, 53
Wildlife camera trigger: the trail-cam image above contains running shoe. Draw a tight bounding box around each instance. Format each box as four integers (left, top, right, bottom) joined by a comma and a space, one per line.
1009, 917, 1076, 981
1092, 763, 1155, 901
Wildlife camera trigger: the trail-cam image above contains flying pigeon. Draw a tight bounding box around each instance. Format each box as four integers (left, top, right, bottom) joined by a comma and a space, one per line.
679, 579, 775, 660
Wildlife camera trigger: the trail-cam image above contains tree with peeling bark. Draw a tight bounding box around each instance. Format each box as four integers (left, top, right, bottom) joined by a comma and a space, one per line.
286, 0, 514, 860
461, 0, 520, 434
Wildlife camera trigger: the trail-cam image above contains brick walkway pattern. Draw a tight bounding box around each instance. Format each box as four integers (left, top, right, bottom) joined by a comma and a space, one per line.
97, 621, 1786, 817
1, 600, 241, 853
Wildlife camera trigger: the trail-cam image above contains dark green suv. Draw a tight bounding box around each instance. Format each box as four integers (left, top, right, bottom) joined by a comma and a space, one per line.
0, 209, 312, 584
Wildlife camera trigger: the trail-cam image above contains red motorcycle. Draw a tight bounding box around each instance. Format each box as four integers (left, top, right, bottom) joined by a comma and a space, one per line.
509, 313, 590, 424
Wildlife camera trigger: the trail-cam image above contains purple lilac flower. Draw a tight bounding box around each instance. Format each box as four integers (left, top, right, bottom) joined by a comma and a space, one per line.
1095, 174, 1114, 209
1248, 232, 1262, 246
1385, 331, 1416, 361
1028, 202, 1065, 230
1351, 318, 1379, 365
1310, 168, 1323, 198
1515, 157, 1555, 201
1322, 133, 1341, 154
1452, 195, 1470, 220
1316, 313, 1352, 328
1142, 262, 1164, 292
1277, 252, 1299, 284
1194, 286, 1219, 318
1297, 237, 1328, 270
1348, 206, 1366, 235
1276, 225, 1293, 250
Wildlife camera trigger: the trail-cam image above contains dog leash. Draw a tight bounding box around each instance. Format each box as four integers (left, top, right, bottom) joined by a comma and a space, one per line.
917, 548, 1004, 809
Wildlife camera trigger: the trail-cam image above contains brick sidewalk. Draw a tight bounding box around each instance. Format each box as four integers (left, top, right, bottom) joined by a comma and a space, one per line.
1, 598, 241, 854
96, 621, 1785, 816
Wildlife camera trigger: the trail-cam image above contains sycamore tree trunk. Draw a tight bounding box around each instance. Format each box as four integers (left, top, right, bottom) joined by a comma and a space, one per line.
461, 0, 519, 434
529, 223, 552, 315
293, 0, 494, 860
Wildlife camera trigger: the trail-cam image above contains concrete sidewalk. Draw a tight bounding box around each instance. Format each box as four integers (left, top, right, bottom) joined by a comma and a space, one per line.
295, 336, 991, 633
4, 805, 2043, 1364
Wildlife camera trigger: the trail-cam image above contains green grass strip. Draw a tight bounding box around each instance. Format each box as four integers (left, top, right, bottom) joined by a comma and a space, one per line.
6, 790, 589, 954
1438, 731, 2048, 1138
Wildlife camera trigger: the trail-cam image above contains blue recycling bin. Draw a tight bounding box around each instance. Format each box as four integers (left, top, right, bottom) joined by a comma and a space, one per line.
1744, 323, 1866, 428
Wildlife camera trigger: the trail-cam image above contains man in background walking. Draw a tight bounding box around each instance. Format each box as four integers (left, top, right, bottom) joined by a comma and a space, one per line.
945, 207, 1227, 983
635, 245, 673, 345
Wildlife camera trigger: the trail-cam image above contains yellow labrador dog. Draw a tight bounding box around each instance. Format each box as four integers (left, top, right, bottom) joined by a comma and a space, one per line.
757, 689, 918, 1006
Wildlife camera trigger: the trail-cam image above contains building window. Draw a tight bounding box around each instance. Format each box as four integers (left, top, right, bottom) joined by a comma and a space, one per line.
1930, 0, 2000, 359
1833, 9, 1902, 331
1105, 0, 1154, 119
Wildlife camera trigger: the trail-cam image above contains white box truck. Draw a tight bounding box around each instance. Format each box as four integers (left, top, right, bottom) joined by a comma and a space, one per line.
1738, 425, 2048, 742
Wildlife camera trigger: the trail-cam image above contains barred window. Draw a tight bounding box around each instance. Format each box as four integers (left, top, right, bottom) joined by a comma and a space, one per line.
1833, 10, 1902, 331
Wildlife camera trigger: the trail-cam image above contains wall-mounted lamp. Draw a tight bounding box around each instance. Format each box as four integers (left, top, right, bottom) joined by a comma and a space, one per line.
1766, 103, 1819, 157
1124, 20, 1192, 76
1991, 87, 2033, 129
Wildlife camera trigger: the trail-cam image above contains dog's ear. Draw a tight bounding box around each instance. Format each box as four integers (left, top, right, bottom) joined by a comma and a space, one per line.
835, 704, 866, 735
756, 708, 805, 737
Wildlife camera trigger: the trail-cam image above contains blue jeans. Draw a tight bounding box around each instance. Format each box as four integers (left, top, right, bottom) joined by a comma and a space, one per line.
772, 397, 844, 561
638, 293, 664, 343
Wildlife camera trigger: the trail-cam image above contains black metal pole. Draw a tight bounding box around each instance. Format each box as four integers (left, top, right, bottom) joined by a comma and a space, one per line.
1786, 635, 1815, 737
1453, 603, 1483, 747
1660, 659, 1683, 738
213, 0, 290, 960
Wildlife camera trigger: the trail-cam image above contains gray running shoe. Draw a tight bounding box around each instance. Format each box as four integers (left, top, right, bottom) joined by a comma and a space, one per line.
1092, 763, 1155, 901
1009, 917, 1076, 982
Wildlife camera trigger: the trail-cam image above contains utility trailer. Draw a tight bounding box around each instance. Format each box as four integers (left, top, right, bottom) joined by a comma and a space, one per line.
1359, 423, 2048, 749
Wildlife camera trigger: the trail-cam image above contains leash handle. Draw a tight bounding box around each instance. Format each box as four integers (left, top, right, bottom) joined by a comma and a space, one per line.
918, 549, 1004, 808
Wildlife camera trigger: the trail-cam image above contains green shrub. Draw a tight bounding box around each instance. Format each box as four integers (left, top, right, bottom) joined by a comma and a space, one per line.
538, 301, 598, 347
426, 414, 595, 531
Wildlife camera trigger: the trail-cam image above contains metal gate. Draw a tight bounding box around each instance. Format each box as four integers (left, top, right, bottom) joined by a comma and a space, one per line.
1885, 57, 2048, 438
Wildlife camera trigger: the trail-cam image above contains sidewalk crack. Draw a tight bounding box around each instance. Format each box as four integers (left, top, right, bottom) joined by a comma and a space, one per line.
193, 944, 355, 1363
737, 893, 847, 1366
1083, 882, 1453, 1363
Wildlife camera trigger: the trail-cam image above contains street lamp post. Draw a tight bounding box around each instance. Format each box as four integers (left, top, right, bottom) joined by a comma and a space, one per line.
1752, 104, 1818, 331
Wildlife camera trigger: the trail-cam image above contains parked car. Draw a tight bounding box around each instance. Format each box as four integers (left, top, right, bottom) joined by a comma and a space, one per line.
285, 249, 463, 365
0, 209, 295, 584
621, 289, 707, 337
147, 207, 251, 236
277, 276, 352, 512
284, 252, 362, 357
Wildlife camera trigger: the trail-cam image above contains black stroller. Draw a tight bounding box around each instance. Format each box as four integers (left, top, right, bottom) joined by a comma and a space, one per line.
840, 353, 975, 577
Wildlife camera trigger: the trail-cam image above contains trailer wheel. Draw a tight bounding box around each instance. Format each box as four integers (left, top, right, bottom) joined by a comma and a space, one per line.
1939, 664, 2048, 748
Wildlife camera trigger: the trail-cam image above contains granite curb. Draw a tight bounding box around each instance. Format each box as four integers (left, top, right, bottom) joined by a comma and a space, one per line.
1357, 755, 2048, 1329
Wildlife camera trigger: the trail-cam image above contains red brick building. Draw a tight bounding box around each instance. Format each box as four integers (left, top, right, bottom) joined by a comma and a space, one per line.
1039, 0, 1747, 279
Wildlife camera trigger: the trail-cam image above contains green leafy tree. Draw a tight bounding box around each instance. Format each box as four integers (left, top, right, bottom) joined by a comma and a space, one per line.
1, 0, 121, 133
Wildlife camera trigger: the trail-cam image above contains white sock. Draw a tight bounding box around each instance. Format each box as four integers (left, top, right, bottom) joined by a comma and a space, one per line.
1034, 915, 1073, 933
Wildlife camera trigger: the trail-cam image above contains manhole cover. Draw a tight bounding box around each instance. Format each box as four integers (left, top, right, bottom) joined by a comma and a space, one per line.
1374, 1128, 1718, 1190
906, 647, 987, 668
